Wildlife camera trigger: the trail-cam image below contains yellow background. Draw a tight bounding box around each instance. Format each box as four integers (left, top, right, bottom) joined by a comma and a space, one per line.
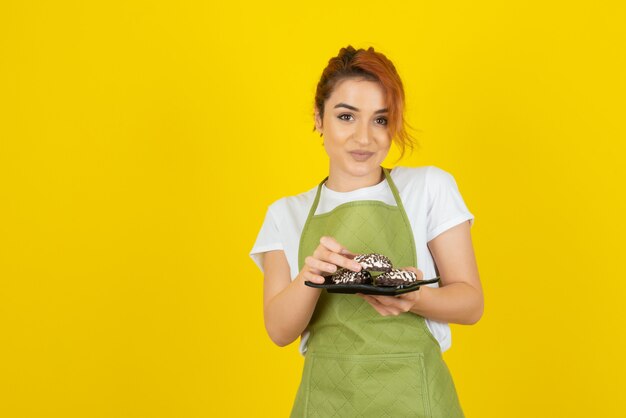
1, 1, 625, 417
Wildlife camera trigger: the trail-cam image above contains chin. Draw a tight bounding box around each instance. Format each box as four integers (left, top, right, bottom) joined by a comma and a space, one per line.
344, 161, 381, 176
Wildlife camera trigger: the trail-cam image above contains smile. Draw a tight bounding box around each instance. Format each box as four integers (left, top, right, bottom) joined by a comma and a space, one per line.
349, 151, 375, 161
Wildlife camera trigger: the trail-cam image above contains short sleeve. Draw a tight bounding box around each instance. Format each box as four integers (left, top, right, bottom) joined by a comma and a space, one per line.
249, 200, 284, 274
426, 166, 475, 242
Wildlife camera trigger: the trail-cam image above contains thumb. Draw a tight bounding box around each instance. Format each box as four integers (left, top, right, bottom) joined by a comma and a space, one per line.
340, 248, 356, 257
401, 266, 423, 280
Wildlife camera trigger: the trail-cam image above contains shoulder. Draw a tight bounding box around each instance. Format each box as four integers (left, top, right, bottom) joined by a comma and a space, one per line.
393, 164, 456, 182
391, 165, 462, 197
425, 165, 455, 181
389, 165, 430, 190
392, 164, 452, 178
266, 185, 318, 220
423, 165, 462, 192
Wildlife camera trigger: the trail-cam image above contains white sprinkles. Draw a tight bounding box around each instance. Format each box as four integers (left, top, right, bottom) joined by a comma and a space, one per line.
354, 253, 393, 272
328, 253, 418, 287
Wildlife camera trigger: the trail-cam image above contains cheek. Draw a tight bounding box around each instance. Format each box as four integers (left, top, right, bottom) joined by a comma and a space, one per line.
381, 129, 392, 144
322, 137, 343, 159
322, 128, 348, 151
376, 136, 392, 155
381, 137, 393, 151
326, 123, 350, 139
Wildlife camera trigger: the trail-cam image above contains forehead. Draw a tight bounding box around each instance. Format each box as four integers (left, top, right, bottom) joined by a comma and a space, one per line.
327, 78, 386, 110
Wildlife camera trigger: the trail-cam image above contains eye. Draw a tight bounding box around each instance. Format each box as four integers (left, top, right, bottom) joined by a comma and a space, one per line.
338, 114, 354, 121
376, 117, 388, 126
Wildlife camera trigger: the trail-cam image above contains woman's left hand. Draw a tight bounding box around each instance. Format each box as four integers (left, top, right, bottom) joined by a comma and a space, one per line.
356, 267, 424, 316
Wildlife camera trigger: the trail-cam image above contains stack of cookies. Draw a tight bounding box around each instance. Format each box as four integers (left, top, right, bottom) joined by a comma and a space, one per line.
329, 253, 418, 287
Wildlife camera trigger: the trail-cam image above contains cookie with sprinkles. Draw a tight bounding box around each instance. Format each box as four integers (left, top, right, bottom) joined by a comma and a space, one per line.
374, 269, 418, 287
330, 269, 373, 285
354, 253, 393, 272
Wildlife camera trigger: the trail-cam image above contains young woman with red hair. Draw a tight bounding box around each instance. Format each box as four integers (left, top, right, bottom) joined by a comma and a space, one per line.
250, 45, 482, 417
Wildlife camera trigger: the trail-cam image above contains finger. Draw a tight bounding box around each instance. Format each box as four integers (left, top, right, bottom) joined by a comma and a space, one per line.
368, 295, 397, 307
303, 265, 326, 282
361, 295, 394, 316
319, 236, 356, 259
370, 295, 413, 312
306, 265, 322, 276
304, 270, 326, 284
314, 247, 361, 272
400, 266, 424, 281
367, 298, 401, 315
397, 288, 421, 301
375, 307, 392, 316
364, 300, 391, 316
304, 256, 338, 274
339, 248, 356, 257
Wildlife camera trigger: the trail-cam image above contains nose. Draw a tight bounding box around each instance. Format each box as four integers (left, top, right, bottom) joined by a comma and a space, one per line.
352, 119, 373, 146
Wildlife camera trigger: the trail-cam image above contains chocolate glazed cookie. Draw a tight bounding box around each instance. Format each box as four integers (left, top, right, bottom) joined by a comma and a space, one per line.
330, 269, 372, 285
354, 253, 393, 272
374, 269, 418, 287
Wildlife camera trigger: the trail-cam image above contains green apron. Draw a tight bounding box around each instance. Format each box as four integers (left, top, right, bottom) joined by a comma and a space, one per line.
290, 167, 465, 417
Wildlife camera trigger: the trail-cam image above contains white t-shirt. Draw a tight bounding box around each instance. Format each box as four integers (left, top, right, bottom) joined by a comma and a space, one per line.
249, 165, 475, 356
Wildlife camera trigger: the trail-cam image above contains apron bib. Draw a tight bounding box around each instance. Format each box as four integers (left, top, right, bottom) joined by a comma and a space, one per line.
290, 167, 465, 418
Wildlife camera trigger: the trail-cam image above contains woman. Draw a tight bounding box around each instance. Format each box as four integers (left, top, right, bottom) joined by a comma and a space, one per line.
250, 45, 483, 417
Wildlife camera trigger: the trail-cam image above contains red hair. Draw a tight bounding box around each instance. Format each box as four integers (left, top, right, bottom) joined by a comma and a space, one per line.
313, 45, 419, 160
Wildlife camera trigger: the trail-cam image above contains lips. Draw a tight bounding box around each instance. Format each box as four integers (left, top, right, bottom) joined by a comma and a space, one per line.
349, 150, 375, 161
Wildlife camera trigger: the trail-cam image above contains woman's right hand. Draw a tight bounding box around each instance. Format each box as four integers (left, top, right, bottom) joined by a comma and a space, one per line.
299, 236, 362, 284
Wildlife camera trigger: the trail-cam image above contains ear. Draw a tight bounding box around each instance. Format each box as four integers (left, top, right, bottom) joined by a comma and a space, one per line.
314, 109, 323, 135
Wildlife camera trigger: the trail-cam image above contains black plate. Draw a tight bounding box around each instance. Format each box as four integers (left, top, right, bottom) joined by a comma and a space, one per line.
304, 276, 441, 295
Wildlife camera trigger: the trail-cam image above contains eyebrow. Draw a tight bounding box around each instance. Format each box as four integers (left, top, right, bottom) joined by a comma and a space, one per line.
333, 103, 388, 114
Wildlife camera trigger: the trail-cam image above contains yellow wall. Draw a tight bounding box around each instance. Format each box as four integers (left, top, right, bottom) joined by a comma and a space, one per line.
1, 1, 625, 417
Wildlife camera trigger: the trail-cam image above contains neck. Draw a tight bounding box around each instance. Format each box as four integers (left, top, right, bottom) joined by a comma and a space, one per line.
325, 166, 385, 192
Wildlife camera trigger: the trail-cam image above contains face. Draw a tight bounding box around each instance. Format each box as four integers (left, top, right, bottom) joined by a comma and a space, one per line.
315, 78, 392, 178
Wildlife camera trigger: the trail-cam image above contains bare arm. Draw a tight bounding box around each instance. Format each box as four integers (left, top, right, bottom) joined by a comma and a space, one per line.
262, 250, 322, 347
262, 237, 362, 347
357, 220, 484, 325
414, 220, 483, 324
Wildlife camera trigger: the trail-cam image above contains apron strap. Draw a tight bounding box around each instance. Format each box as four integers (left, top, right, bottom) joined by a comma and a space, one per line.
298, 176, 326, 268
298, 166, 418, 268
304, 176, 327, 227
383, 167, 418, 265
